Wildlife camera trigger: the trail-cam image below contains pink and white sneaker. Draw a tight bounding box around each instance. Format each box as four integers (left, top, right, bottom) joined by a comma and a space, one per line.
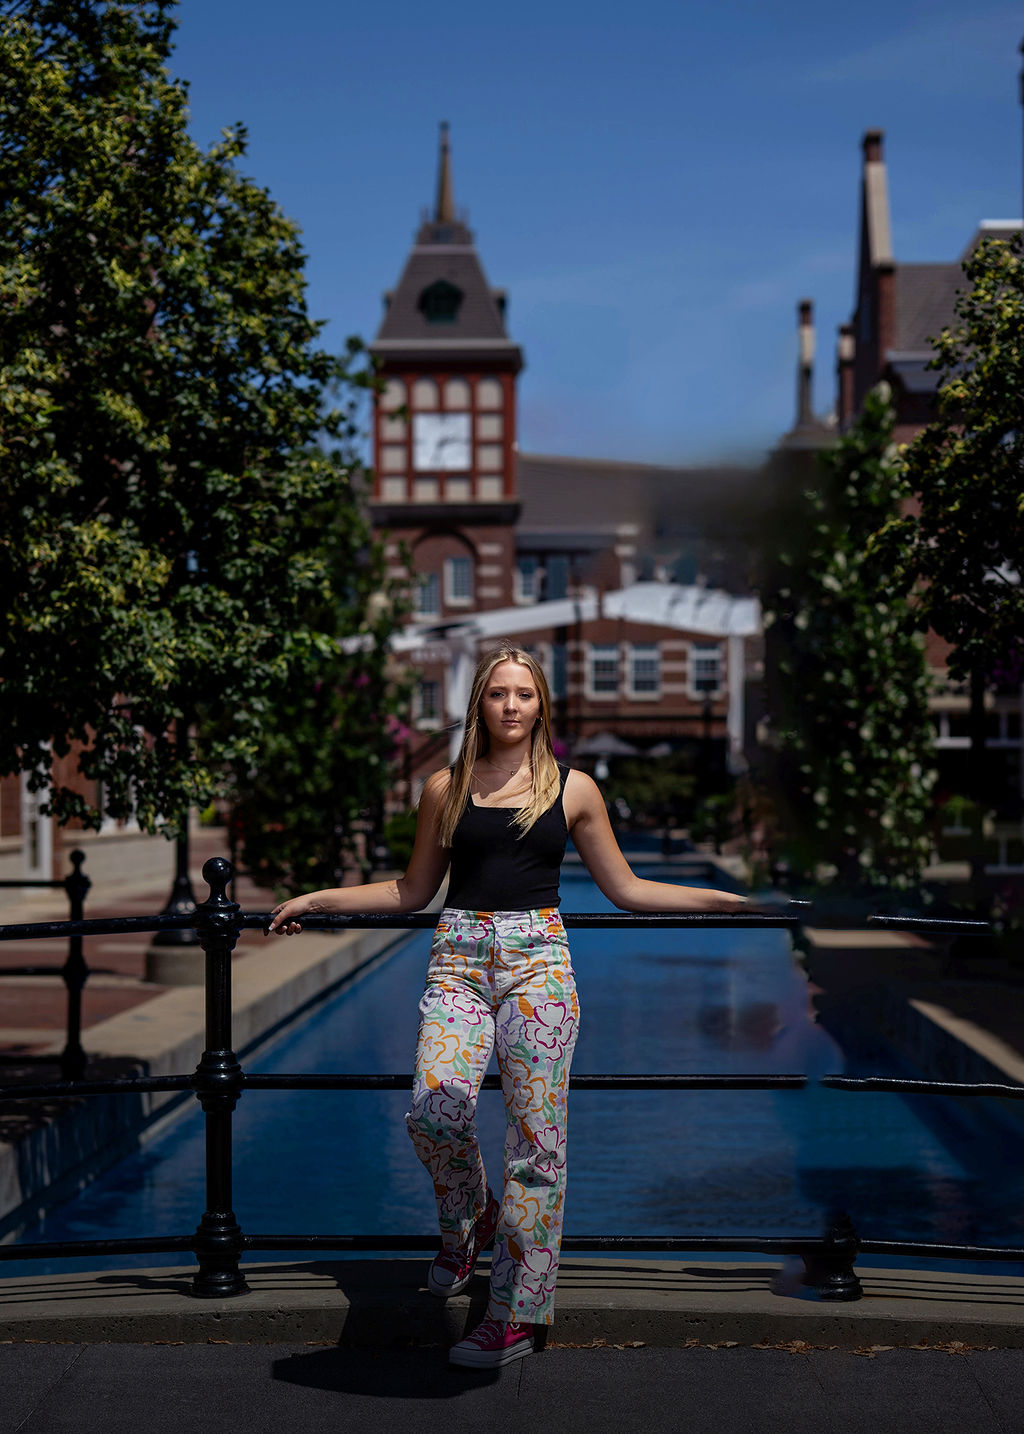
449, 1317, 536, 1369
427, 1192, 499, 1298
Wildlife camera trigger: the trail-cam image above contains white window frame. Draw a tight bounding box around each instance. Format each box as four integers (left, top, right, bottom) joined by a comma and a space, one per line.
445, 555, 473, 607
587, 643, 620, 700
515, 555, 539, 605
414, 678, 441, 728
688, 641, 724, 700
628, 643, 661, 699
415, 571, 440, 620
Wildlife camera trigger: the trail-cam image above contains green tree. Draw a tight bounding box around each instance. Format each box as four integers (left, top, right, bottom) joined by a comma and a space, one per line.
759, 386, 936, 890
0, 0, 401, 858
873, 232, 1024, 891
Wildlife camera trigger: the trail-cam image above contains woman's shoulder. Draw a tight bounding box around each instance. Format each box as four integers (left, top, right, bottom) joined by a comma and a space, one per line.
420, 768, 454, 803
561, 765, 602, 823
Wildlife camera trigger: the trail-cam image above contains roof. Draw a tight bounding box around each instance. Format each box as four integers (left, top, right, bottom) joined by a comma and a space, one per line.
887, 224, 1022, 389
372, 125, 520, 361
602, 582, 760, 637
391, 581, 761, 651
892, 262, 963, 353
373, 242, 519, 356
960, 220, 1023, 260
515, 453, 761, 539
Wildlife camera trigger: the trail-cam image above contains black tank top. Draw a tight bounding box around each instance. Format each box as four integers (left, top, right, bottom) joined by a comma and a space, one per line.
445, 763, 569, 911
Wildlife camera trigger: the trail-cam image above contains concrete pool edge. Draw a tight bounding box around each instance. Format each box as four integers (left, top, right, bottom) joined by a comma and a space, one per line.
1, 1258, 1023, 1348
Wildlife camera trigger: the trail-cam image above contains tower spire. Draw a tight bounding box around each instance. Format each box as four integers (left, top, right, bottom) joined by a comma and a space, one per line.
435, 121, 455, 224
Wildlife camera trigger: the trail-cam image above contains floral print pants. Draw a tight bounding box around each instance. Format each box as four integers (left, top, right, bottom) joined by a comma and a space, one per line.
406, 906, 579, 1325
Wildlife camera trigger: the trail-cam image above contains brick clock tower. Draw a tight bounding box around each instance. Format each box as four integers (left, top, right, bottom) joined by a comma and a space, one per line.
369, 124, 523, 625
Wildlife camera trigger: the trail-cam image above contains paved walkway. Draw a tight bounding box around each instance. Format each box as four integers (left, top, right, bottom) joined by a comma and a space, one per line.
3, 1256, 1024, 1434
4, 1339, 1024, 1434
0, 828, 280, 1062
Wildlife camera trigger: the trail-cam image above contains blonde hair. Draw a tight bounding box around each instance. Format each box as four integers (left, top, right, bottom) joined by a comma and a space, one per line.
438, 645, 561, 847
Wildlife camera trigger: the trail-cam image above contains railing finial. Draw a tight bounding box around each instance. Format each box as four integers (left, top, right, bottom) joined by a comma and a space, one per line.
202, 856, 233, 905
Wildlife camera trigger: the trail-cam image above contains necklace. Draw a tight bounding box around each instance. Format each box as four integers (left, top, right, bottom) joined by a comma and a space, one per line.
481, 756, 531, 778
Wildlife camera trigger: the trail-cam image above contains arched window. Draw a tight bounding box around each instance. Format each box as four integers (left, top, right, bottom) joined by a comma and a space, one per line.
444, 378, 471, 409
380, 378, 406, 412
476, 378, 503, 410
411, 378, 439, 410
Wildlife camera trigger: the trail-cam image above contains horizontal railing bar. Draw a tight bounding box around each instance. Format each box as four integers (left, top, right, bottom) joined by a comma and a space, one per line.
0, 967, 118, 979
0, 915, 195, 942
866, 915, 991, 932
0, 1076, 194, 1100
239, 911, 807, 931
856, 1239, 1024, 1260
6, 1071, 1024, 1101
241, 1073, 810, 1091
0, 1237, 197, 1261
822, 1076, 1024, 1099
0, 1073, 809, 1100
3, 1234, 1022, 1263
0, 880, 67, 889
0, 912, 807, 944
0, 909, 996, 946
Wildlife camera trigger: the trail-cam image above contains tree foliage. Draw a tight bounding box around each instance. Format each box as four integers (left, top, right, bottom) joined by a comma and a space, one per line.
0, 0, 403, 853
874, 233, 1024, 681
759, 386, 936, 889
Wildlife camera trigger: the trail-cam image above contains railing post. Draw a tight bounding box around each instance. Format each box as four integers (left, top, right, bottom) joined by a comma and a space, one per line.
59, 849, 91, 1082
190, 856, 249, 1299
801, 1211, 863, 1301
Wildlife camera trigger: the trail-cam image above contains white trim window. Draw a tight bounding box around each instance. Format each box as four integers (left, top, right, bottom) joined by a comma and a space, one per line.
629, 643, 660, 698
690, 641, 723, 698
515, 555, 539, 603
414, 678, 441, 726
445, 555, 473, 606
415, 571, 440, 620
588, 643, 620, 698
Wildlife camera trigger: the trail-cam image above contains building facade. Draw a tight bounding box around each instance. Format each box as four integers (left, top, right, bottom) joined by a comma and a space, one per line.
369, 126, 762, 806
805, 129, 1024, 866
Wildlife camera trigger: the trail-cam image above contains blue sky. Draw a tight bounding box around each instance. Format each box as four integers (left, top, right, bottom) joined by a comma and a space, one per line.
171, 0, 1023, 464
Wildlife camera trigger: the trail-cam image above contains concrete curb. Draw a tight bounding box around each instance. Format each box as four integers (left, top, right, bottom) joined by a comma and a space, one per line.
1, 1259, 1023, 1348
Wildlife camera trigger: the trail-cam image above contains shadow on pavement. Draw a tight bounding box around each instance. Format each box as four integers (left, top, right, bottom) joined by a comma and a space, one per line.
271, 1345, 503, 1399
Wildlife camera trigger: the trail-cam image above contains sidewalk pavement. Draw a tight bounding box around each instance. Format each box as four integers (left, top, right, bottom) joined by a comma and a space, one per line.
5, 1342, 1024, 1434
3, 1258, 1024, 1434
4, 1284, 1024, 1434
0, 828, 281, 1064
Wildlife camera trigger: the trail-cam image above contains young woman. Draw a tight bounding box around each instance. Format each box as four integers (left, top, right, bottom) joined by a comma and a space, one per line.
268, 645, 747, 1368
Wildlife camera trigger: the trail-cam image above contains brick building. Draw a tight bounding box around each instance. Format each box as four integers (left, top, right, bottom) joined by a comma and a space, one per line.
798, 128, 1023, 869
368, 125, 763, 803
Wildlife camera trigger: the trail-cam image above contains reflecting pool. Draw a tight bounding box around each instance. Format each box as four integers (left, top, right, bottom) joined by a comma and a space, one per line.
9, 867, 1024, 1275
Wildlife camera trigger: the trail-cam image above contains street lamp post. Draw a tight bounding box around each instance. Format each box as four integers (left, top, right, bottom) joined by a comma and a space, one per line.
146, 714, 200, 982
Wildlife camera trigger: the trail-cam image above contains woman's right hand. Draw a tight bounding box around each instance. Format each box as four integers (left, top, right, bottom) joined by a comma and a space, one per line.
266, 893, 324, 935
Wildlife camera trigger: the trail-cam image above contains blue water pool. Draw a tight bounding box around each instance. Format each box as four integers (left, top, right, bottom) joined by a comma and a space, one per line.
8, 868, 1024, 1276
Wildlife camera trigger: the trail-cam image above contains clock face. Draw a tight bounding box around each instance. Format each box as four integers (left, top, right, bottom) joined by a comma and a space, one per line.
413, 413, 471, 472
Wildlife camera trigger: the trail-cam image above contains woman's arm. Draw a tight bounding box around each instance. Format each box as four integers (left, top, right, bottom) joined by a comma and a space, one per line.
565, 770, 746, 913
267, 770, 452, 933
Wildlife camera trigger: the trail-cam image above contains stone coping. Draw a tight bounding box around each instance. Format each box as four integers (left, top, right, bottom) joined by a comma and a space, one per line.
1, 1258, 1023, 1348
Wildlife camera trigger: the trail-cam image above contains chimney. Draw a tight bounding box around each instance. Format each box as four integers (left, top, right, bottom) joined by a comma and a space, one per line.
862, 128, 884, 164
836, 323, 855, 431
797, 299, 815, 426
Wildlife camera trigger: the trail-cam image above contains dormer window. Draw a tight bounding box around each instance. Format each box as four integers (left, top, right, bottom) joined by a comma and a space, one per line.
418, 280, 463, 324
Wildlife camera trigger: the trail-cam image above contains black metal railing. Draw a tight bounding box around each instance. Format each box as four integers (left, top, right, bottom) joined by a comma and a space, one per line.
0, 858, 1009, 1306
0, 850, 92, 1080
